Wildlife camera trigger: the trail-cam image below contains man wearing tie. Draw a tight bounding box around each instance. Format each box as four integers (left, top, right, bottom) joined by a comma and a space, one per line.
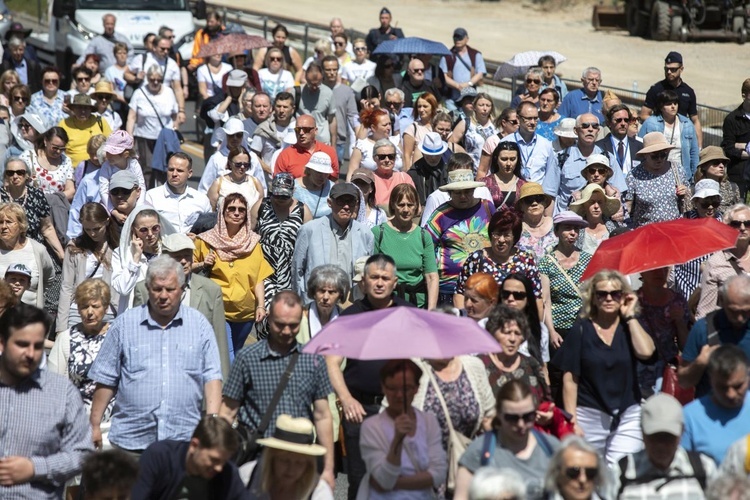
596, 104, 643, 178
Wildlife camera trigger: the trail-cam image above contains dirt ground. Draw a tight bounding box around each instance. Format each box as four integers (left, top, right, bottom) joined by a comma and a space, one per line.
217, 0, 747, 110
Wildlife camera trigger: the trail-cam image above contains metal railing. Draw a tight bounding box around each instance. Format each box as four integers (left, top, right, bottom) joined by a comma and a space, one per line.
203, 1, 731, 145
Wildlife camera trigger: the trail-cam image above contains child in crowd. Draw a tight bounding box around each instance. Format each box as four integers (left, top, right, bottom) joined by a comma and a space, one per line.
97, 130, 146, 212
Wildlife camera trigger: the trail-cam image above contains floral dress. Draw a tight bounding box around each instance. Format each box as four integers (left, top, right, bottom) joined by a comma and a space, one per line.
455, 248, 542, 298
517, 226, 558, 263
625, 164, 688, 228
480, 353, 550, 403
68, 325, 114, 421
422, 369, 480, 451
20, 149, 74, 194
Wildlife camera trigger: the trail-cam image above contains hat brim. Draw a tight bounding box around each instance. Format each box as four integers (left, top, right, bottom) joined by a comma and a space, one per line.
570, 190, 621, 219
515, 193, 553, 208
691, 189, 721, 200
419, 143, 448, 156
554, 219, 589, 229
70, 102, 97, 109
439, 181, 484, 192
637, 143, 675, 156
697, 154, 730, 169
581, 164, 614, 179
6, 29, 32, 41
103, 145, 131, 155
256, 437, 327, 456
93, 90, 116, 96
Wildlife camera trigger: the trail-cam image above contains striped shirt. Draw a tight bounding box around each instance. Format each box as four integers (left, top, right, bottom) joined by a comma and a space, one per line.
89, 304, 222, 450
0, 369, 92, 499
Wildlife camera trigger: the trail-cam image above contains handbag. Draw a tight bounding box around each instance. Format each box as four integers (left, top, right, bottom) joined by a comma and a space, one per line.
661, 357, 695, 405
425, 366, 472, 493
233, 351, 299, 465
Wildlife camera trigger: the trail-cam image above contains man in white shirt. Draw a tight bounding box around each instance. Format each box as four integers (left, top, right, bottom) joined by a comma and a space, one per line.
251, 91, 296, 176
145, 152, 210, 233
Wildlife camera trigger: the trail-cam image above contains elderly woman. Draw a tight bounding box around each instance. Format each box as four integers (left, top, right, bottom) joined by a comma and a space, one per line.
0, 202, 53, 308
111, 206, 176, 312
28, 67, 67, 130
510, 67, 544, 109
126, 65, 178, 187
552, 270, 656, 465
403, 92, 438, 167
463, 272, 499, 325
543, 436, 609, 500
58, 202, 118, 331
455, 208, 542, 310
297, 264, 349, 343
468, 468, 526, 500
516, 182, 557, 261
254, 174, 311, 338
455, 379, 561, 499
482, 141, 526, 209
371, 138, 415, 207
351, 168, 387, 227
348, 108, 403, 180
48, 278, 115, 420
293, 151, 335, 219
639, 89, 699, 181
451, 93, 497, 168
20, 126, 75, 200
569, 184, 623, 253
693, 146, 741, 213
359, 359, 448, 498
8, 112, 46, 158
207, 146, 264, 217
695, 203, 750, 319
242, 414, 334, 499
570, 154, 622, 208
59, 94, 112, 165
195, 193, 273, 360
626, 132, 690, 228
373, 183, 438, 309
539, 211, 592, 349
536, 88, 563, 142
258, 47, 296, 99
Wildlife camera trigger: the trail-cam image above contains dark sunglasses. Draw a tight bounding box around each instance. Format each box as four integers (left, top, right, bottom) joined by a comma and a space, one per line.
295, 126, 315, 134
612, 117, 630, 124
579, 122, 600, 130
225, 206, 247, 213
664, 66, 681, 73
269, 56, 283, 62
729, 220, 749, 229
411, 68, 424, 74
523, 194, 547, 205
76, 77, 91, 82
19, 122, 32, 129
699, 198, 720, 209
564, 467, 599, 481
44, 78, 59, 85
595, 290, 623, 301
587, 167, 608, 176
506, 119, 519, 125
110, 187, 134, 197
501, 290, 527, 300
148, 78, 163, 84
334, 41, 345, 46
4, 169, 26, 177
525, 78, 541, 84
13, 96, 28, 102
386, 100, 402, 108
649, 151, 668, 160
376, 153, 396, 161
231, 161, 251, 169
502, 411, 536, 424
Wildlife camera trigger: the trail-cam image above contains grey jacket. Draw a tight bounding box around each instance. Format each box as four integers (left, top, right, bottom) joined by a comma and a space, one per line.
27, 238, 54, 309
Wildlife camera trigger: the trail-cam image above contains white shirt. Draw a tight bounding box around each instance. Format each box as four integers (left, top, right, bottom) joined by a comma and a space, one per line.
196, 62, 232, 98
341, 59, 377, 84
129, 86, 178, 140
250, 120, 296, 167
130, 53, 181, 88
144, 184, 211, 233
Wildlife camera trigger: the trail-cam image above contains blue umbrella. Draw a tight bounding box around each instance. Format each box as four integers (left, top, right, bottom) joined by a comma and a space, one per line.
372, 37, 452, 56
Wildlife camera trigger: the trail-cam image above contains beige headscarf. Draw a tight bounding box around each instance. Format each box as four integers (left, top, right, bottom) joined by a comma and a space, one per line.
196, 194, 260, 261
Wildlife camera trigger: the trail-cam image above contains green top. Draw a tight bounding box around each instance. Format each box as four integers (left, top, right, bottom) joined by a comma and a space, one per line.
538, 251, 592, 330
372, 222, 438, 308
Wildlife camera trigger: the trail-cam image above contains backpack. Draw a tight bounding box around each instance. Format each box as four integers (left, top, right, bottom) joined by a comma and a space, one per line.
616, 451, 706, 497
444, 46, 479, 77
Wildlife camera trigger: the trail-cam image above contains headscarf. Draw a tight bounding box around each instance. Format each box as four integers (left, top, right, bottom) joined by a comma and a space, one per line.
118, 205, 177, 265
196, 194, 260, 261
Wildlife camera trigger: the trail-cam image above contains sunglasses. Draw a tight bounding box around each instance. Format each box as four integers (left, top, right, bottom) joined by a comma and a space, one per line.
76, 77, 91, 82
148, 78, 163, 84
595, 290, 623, 301
664, 66, 681, 73
19, 122, 32, 129
13, 96, 28, 102
506, 119, 519, 125
4, 169, 26, 177
523, 194, 547, 205
649, 151, 668, 160
386, 100, 402, 108
502, 411, 536, 424
110, 187, 134, 197
44, 79, 59, 85
699, 198, 720, 209
231, 161, 251, 169
411, 68, 425, 74
564, 467, 599, 481
225, 206, 247, 213
376, 153, 396, 161
519, 115, 539, 122
157, 47, 170, 52
228, 132, 244, 139
525, 78, 541, 84
501, 290, 527, 300
579, 122, 600, 130
612, 117, 630, 124
269, 56, 283, 62
136, 224, 161, 235
295, 126, 315, 134
354, 47, 367, 52
729, 220, 749, 229
48, 144, 66, 153
587, 167, 608, 176
334, 41, 345, 46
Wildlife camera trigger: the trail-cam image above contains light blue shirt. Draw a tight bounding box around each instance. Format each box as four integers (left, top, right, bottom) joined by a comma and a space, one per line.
439, 50, 487, 101
88, 304, 222, 450
67, 169, 102, 240
559, 89, 604, 123
500, 132, 556, 184
13, 58, 28, 86
682, 394, 750, 465
29, 90, 68, 130
542, 74, 568, 100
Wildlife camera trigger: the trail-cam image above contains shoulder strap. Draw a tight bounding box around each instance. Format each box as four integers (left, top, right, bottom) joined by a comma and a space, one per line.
256, 351, 299, 435
745, 434, 750, 474
686, 451, 706, 491
480, 431, 496, 466
530, 428, 553, 457
139, 88, 165, 128
375, 225, 384, 250
557, 146, 571, 169
549, 255, 580, 294
706, 311, 720, 346
425, 366, 459, 435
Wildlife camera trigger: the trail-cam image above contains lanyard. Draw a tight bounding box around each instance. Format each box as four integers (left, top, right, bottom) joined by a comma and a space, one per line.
514, 132, 537, 169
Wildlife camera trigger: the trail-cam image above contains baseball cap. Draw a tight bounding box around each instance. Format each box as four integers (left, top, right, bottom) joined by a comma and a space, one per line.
162, 233, 195, 253
109, 170, 139, 191
329, 182, 360, 200
665, 51, 683, 65
226, 69, 248, 87
103, 130, 134, 155
641, 393, 683, 437
350, 168, 375, 186
5, 263, 31, 278
453, 28, 468, 40
271, 173, 295, 198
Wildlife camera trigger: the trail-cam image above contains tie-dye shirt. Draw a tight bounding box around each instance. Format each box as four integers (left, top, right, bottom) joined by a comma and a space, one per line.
425, 200, 495, 294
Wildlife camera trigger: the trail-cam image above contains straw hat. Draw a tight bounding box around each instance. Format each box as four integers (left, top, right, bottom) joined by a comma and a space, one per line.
256, 415, 326, 456
92, 80, 116, 96
637, 132, 675, 156
569, 183, 621, 219
439, 169, 484, 192
696, 146, 729, 170
554, 118, 577, 139
515, 182, 553, 208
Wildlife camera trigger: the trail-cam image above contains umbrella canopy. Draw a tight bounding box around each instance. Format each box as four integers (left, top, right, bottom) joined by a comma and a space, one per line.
372, 37, 452, 56
196, 33, 272, 59
302, 307, 500, 360
580, 217, 739, 281
493, 50, 566, 81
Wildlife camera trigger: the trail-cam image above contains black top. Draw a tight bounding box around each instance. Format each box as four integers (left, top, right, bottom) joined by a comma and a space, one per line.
365, 26, 405, 55
643, 79, 697, 118
400, 78, 441, 108
721, 104, 750, 184
408, 157, 449, 206
552, 318, 642, 414
341, 296, 416, 396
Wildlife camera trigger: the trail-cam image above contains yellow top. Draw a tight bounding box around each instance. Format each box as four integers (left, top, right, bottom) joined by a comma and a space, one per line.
194, 239, 274, 322
58, 116, 112, 165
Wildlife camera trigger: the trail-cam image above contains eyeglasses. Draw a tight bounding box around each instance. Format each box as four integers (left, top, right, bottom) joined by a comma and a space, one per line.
334, 41, 346, 46
579, 122, 600, 130
44, 79, 59, 85
231, 161, 251, 169
148, 78, 163, 84
269, 57, 283, 62
294, 126, 315, 134
523, 194, 547, 205
525, 78, 541, 84
354, 47, 367, 52
136, 224, 161, 235
501, 290, 527, 300
76, 77, 90, 82
4, 169, 26, 177
649, 151, 668, 160
47, 144, 66, 153
411, 68, 424, 74
110, 188, 134, 197
729, 220, 749, 229
506, 119, 519, 125
595, 289, 623, 301
564, 467, 599, 481
612, 117, 630, 124
519, 115, 539, 122
225, 206, 247, 213
587, 167, 608, 176
376, 153, 396, 161
664, 66, 682, 73
12, 96, 28, 102
699, 198, 720, 209
502, 411, 536, 424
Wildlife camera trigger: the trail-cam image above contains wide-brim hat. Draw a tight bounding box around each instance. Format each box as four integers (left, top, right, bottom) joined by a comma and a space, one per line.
70, 93, 96, 108
569, 183, 621, 219
14, 113, 46, 134
439, 169, 484, 191
637, 131, 675, 156
554, 118, 577, 139
5, 23, 32, 41
515, 182, 553, 208
256, 415, 326, 456
696, 145, 729, 170
92, 80, 116, 96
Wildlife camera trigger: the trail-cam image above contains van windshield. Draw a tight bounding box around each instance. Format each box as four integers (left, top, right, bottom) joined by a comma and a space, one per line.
76, 0, 187, 10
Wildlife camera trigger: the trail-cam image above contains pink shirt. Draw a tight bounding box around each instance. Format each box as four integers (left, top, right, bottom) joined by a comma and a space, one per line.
372, 171, 415, 206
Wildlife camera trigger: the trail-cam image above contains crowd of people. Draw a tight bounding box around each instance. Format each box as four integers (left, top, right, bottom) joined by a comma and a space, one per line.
1, 6, 750, 500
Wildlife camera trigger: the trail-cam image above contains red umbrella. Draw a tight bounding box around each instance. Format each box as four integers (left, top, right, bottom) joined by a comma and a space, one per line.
196, 33, 272, 59
580, 218, 739, 281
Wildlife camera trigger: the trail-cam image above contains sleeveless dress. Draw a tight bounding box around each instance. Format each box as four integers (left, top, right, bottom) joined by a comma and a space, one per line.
255, 198, 305, 338
217, 175, 260, 208
68, 325, 115, 421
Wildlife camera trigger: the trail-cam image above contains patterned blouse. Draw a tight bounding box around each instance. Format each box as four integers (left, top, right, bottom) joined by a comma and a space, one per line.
636, 289, 689, 363
422, 369, 481, 450
68, 325, 114, 421
20, 149, 74, 194
517, 225, 558, 263
480, 353, 551, 403
538, 251, 593, 330
0, 186, 51, 243
625, 164, 688, 228
456, 248, 542, 297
